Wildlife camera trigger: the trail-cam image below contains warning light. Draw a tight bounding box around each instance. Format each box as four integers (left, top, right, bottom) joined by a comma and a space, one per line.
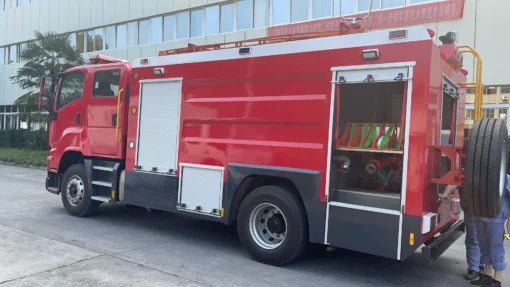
410, 233, 415, 246
140, 58, 150, 65
153, 68, 165, 75
131, 107, 137, 114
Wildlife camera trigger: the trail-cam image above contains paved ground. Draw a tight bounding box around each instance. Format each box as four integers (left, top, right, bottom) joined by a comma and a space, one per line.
1, 165, 509, 287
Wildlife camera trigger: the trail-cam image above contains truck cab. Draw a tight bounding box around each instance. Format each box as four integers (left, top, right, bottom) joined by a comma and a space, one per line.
41, 55, 131, 197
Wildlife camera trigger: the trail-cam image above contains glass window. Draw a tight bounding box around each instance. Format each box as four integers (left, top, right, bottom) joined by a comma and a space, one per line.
254, 0, 269, 28
163, 15, 175, 42
127, 22, 138, 47
68, 33, 76, 48
176, 11, 190, 39
8, 45, 17, 64
291, 0, 308, 23
358, 0, 380, 11
272, 0, 290, 25
0, 47, 4, 65
139, 19, 150, 45
483, 109, 495, 118
501, 86, 510, 94
499, 109, 508, 124
312, 0, 332, 19
409, 0, 432, 3
465, 109, 473, 121
220, 4, 234, 33
116, 24, 127, 49
76, 32, 85, 53
191, 9, 203, 38
19, 42, 27, 60
205, 6, 219, 35
94, 28, 104, 51
93, 70, 121, 98
86, 30, 94, 52
57, 72, 85, 110
237, 0, 253, 30
105, 26, 115, 50
150, 17, 162, 43
335, 0, 354, 15
382, 0, 404, 9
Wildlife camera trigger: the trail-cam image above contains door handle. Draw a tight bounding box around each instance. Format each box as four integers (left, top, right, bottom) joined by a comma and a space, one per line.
112, 113, 117, 126
76, 113, 81, 125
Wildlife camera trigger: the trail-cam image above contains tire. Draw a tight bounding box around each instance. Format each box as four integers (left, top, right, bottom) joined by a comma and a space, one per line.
61, 164, 100, 217
464, 118, 508, 218
237, 185, 308, 266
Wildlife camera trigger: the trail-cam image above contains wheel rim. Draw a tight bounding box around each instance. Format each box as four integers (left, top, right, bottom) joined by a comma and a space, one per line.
249, 203, 287, 250
66, 175, 85, 206
499, 144, 508, 197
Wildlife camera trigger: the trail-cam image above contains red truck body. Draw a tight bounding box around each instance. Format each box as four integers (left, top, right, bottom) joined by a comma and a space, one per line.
43, 26, 468, 265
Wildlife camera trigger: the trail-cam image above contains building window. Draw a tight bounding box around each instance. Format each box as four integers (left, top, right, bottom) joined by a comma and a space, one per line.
499, 109, 508, 123
483, 109, 495, 119
237, 0, 253, 30
86, 30, 94, 52
220, 4, 234, 33
150, 17, 163, 43
205, 6, 220, 35
68, 33, 76, 48
272, 0, 290, 25
191, 9, 204, 38
139, 19, 150, 45
8, 45, 17, 64
291, 0, 309, 23
409, 0, 433, 3
312, 0, 333, 19
335, 0, 354, 15
465, 109, 473, 121
254, 0, 269, 28
359, 0, 380, 11
163, 15, 175, 42
127, 22, 138, 47
501, 86, 510, 94
382, 0, 404, 9
116, 24, 127, 49
0, 47, 5, 65
104, 26, 115, 50
176, 11, 190, 39
466, 88, 475, 94
484, 87, 497, 95
76, 32, 85, 53
94, 28, 104, 51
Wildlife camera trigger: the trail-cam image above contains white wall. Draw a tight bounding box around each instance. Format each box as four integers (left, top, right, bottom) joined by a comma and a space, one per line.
0, 0, 508, 105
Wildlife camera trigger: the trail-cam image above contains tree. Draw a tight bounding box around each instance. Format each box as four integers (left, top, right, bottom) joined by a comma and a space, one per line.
10, 31, 85, 129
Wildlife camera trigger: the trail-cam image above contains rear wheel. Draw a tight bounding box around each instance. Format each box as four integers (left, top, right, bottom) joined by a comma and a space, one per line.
464, 118, 508, 218
237, 185, 308, 266
61, 164, 100, 217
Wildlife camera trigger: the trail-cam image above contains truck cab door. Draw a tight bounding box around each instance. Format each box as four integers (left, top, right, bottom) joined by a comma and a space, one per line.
51, 71, 87, 155
87, 65, 129, 159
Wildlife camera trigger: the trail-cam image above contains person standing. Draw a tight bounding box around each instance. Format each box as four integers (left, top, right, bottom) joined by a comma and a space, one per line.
468, 174, 510, 287
441, 184, 484, 280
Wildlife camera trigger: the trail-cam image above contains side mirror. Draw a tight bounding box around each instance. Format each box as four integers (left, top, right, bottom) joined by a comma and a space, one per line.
39, 75, 53, 110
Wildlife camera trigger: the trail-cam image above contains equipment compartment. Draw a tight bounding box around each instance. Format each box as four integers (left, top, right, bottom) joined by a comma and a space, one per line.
329, 80, 407, 209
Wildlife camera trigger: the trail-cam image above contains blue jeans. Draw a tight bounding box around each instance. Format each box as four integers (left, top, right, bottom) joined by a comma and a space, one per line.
465, 214, 482, 272
476, 218, 507, 270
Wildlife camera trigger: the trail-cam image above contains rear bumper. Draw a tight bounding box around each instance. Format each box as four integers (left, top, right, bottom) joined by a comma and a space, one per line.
46, 172, 60, 194
422, 220, 465, 264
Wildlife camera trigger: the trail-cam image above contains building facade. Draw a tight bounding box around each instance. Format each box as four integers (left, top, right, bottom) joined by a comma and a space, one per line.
0, 0, 508, 130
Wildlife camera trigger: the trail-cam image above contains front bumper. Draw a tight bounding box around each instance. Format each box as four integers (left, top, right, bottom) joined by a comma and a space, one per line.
422, 220, 465, 264
46, 172, 61, 194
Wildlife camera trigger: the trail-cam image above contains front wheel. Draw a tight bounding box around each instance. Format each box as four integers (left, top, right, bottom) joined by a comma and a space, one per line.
237, 185, 308, 266
61, 164, 100, 217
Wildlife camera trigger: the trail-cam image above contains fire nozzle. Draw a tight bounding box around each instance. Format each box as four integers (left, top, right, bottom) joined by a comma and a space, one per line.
366, 160, 381, 174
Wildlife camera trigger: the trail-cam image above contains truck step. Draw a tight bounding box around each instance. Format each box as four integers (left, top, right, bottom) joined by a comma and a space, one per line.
92, 181, 113, 187
91, 196, 112, 203
93, 166, 114, 172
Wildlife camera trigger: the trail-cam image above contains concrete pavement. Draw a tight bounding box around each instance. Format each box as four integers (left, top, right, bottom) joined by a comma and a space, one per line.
0, 164, 509, 286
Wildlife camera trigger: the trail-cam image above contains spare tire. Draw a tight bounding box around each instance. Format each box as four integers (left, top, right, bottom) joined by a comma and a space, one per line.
464, 118, 508, 218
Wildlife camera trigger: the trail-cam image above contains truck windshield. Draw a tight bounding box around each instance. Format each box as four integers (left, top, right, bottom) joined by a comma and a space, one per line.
57, 72, 85, 110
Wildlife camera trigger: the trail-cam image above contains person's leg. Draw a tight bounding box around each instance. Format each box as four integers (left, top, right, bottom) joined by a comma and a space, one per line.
464, 214, 481, 279
487, 222, 506, 286
471, 220, 493, 285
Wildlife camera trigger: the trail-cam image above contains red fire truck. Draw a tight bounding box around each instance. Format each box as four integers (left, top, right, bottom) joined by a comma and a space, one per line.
39, 25, 508, 266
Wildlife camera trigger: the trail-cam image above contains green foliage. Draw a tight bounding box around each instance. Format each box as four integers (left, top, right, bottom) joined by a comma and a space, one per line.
0, 129, 49, 150
10, 30, 85, 122
0, 148, 47, 167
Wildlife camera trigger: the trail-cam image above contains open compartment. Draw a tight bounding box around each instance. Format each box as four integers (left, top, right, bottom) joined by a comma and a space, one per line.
329, 79, 407, 211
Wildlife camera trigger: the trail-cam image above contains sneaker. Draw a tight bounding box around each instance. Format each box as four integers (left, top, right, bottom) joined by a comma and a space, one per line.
465, 270, 480, 280
470, 273, 492, 285
482, 278, 501, 287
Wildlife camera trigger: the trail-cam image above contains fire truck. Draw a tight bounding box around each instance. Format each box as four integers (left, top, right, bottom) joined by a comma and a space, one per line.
39, 24, 508, 266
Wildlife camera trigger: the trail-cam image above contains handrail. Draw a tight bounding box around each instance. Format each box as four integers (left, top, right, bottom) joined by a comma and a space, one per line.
116, 89, 124, 143
457, 45, 483, 121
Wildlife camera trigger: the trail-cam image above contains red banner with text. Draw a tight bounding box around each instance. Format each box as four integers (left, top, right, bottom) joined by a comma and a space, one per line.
268, 0, 465, 37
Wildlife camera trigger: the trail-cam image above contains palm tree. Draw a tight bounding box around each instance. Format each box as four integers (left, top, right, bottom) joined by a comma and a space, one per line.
10, 31, 85, 129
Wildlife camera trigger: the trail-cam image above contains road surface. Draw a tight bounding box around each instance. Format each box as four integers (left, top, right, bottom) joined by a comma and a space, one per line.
0, 164, 508, 286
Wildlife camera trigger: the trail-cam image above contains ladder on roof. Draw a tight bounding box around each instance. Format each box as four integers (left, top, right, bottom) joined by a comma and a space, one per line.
157, 22, 365, 56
